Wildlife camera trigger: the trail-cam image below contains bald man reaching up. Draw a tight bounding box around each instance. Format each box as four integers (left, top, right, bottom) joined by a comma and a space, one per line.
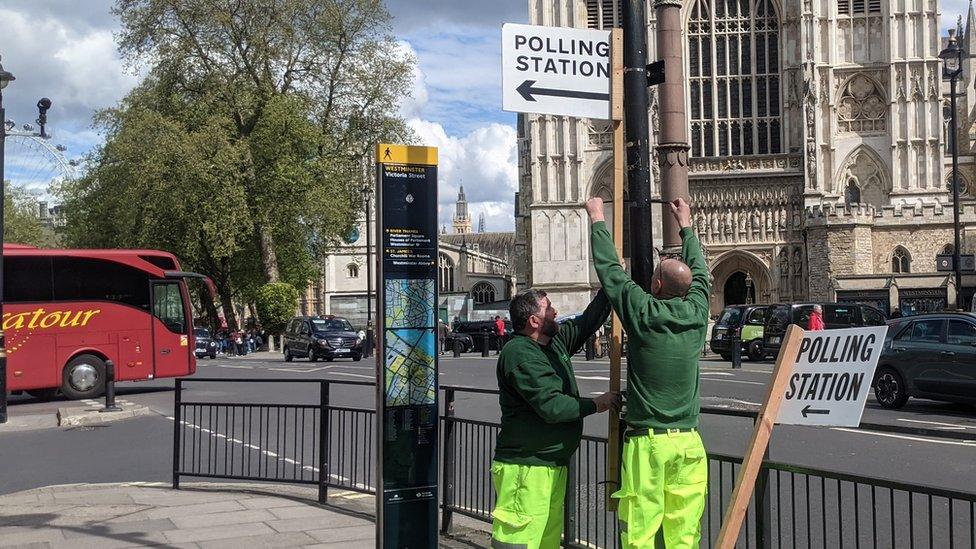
585, 196, 711, 549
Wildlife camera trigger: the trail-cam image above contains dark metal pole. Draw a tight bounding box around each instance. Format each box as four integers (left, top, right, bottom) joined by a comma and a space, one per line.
951, 76, 964, 310
0, 95, 6, 425
101, 360, 122, 412
440, 388, 456, 533
622, 0, 654, 290
318, 380, 330, 504
364, 188, 374, 357
172, 379, 182, 489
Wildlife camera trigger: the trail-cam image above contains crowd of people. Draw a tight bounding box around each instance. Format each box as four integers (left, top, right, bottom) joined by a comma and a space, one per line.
213, 327, 266, 356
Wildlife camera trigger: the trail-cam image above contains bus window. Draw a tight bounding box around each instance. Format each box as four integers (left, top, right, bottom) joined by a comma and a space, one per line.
4, 256, 54, 302
54, 257, 151, 309
153, 282, 187, 334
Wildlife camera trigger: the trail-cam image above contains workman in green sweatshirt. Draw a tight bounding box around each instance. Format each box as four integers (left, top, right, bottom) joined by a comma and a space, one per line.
584, 196, 711, 549
492, 288, 622, 549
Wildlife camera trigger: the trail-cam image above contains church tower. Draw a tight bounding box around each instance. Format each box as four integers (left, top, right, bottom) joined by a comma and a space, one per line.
453, 185, 472, 234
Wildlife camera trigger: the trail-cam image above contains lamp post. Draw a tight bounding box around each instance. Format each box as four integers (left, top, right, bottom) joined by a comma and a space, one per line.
0, 56, 15, 424
941, 29, 965, 310
362, 183, 374, 357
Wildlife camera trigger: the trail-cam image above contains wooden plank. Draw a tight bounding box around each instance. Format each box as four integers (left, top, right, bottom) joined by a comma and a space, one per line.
714, 324, 804, 548
611, 28, 623, 122
606, 27, 625, 511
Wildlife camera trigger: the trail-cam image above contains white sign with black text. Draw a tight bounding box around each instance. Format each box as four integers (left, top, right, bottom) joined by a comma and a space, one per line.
777, 326, 888, 427
501, 23, 611, 119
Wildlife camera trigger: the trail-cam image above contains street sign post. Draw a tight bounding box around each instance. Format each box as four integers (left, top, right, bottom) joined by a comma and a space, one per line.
716, 325, 888, 547
502, 23, 611, 119
777, 326, 888, 427
375, 144, 439, 549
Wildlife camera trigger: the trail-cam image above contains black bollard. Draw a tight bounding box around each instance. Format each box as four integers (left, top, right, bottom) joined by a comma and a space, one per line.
453, 339, 462, 358
585, 335, 595, 361
101, 360, 122, 412
731, 330, 742, 370
481, 332, 490, 357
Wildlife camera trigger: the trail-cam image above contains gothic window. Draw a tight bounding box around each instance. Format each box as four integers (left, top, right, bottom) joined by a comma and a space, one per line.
946, 172, 969, 199
837, 75, 886, 133
688, 0, 782, 158
586, 0, 619, 29
347, 264, 359, 278
838, 0, 881, 15
891, 247, 911, 274
845, 180, 862, 205
471, 282, 496, 304
439, 254, 455, 293
943, 103, 953, 153
839, 148, 888, 207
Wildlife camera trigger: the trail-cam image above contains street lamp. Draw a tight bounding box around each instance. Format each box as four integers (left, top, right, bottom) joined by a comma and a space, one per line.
362, 183, 374, 358
941, 29, 965, 310
0, 56, 15, 424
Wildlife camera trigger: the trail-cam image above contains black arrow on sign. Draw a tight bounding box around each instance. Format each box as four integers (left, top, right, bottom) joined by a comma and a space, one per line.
801, 405, 830, 418
516, 80, 610, 102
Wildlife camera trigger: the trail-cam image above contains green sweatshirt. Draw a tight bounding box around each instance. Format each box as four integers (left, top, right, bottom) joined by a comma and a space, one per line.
591, 221, 711, 430
493, 292, 611, 466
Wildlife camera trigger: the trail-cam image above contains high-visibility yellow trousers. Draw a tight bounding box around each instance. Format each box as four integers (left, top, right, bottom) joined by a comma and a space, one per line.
490, 461, 567, 549
612, 430, 708, 549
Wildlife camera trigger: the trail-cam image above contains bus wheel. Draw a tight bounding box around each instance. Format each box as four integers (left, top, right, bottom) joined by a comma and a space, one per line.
61, 354, 106, 400
27, 388, 59, 401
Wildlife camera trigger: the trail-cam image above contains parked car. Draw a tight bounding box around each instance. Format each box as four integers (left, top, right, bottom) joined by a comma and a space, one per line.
443, 332, 474, 353
194, 327, 218, 359
282, 316, 364, 362
873, 312, 976, 409
710, 305, 769, 361
763, 302, 887, 357
454, 320, 512, 353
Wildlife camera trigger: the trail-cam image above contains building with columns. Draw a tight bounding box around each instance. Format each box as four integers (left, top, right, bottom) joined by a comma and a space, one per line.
516, 0, 976, 317
300, 187, 517, 327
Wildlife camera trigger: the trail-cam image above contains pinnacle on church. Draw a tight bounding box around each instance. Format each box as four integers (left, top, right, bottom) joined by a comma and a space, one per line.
478, 212, 486, 233
453, 183, 472, 234
966, 0, 976, 52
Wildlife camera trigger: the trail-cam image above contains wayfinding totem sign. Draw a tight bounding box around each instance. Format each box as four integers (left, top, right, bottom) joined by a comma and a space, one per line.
375, 144, 439, 548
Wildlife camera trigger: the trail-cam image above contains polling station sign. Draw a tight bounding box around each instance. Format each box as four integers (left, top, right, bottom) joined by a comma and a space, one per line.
777, 326, 888, 427
502, 23, 611, 119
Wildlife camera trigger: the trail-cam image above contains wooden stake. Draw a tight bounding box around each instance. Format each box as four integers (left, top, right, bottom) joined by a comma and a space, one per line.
607, 27, 625, 512
714, 324, 805, 548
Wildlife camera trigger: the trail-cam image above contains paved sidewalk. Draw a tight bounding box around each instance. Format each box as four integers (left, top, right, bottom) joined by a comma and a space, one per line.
0, 482, 488, 548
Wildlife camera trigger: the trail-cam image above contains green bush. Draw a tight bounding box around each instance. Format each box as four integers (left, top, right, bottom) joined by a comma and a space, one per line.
255, 283, 299, 334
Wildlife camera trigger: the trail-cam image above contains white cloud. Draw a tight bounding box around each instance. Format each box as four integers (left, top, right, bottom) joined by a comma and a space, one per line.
408, 118, 517, 232
396, 41, 429, 120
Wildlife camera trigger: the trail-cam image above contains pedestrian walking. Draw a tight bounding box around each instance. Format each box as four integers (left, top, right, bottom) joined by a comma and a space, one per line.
438, 320, 450, 355
809, 304, 825, 331
494, 315, 506, 353
491, 289, 621, 549
586, 196, 710, 549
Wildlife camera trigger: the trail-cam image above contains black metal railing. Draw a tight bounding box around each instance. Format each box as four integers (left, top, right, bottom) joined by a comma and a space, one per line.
172, 378, 375, 503
172, 379, 976, 548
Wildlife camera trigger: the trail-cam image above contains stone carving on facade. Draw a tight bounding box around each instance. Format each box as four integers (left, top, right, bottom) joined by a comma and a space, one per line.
910, 68, 924, 101
928, 72, 941, 101
895, 66, 907, 102
838, 74, 887, 133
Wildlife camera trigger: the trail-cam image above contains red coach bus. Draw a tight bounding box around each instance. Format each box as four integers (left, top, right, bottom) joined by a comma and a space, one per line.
3, 245, 213, 400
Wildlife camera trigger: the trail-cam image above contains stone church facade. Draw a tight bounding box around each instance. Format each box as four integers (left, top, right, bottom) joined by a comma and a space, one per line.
516, 0, 976, 316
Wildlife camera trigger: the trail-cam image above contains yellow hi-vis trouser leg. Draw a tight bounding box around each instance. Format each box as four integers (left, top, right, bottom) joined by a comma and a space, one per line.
612, 430, 708, 549
490, 461, 567, 549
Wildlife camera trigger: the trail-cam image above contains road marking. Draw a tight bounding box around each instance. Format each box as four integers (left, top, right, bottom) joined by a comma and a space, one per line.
329, 372, 374, 380
701, 378, 764, 386
274, 368, 317, 373
576, 375, 610, 381
831, 427, 976, 447
220, 365, 254, 370
700, 372, 734, 376
896, 418, 971, 430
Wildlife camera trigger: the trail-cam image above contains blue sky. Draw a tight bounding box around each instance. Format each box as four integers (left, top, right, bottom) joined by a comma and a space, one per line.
0, 0, 971, 230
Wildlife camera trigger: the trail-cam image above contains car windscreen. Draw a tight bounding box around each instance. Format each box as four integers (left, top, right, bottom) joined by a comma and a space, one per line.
767, 306, 790, 331
825, 305, 858, 326
717, 307, 743, 326
312, 319, 354, 332
194, 328, 210, 338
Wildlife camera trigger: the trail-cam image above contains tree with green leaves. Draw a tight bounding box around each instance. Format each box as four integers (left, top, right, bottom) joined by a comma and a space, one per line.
5, 182, 56, 247
59, 0, 416, 330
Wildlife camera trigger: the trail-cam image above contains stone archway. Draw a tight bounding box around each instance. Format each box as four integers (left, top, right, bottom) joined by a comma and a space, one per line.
709, 250, 773, 316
